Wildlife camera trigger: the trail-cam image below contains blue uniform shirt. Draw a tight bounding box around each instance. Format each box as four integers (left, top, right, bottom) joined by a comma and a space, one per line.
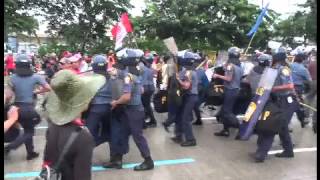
179, 69, 198, 95
90, 76, 113, 105
290, 62, 312, 85
9, 74, 48, 103
196, 68, 209, 89
273, 64, 294, 96
141, 66, 155, 92
123, 72, 143, 109
223, 63, 243, 89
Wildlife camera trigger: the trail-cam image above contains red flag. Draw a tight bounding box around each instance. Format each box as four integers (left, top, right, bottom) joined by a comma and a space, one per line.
110, 12, 133, 50
121, 13, 133, 33
111, 23, 119, 39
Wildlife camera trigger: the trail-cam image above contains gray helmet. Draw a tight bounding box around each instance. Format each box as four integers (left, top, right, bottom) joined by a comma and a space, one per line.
258, 54, 272, 66
92, 55, 107, 73
228, 47, 241, 58
258, 54, 272, 63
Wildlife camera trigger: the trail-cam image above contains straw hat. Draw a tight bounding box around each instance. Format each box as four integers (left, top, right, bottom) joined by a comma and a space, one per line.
45, 70, 105, 125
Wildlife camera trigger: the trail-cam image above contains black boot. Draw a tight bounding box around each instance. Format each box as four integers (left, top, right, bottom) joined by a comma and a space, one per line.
162, 122, 170, 132
170, 136, 183, 144
275, 151, 294, 158
27, 152, 39, 160
103, 154, 123, 169
214, 129, 230, 137
192, 120, 203, 125
181, 139, 197, 147
133, 157, 154, 171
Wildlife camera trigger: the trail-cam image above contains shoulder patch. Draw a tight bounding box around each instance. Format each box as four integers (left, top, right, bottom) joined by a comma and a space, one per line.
281, 67, 290, 76
124, 75, 132, 84
227, 64, 233, 71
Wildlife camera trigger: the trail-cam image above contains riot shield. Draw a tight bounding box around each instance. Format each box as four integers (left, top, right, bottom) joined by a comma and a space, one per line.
215, 50, 228, 67
238, 67, 278, 140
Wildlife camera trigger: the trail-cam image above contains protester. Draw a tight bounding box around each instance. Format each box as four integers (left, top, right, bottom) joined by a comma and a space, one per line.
290, 53, 312, 127
40, 70, 105, 180
5, 51, 15, 75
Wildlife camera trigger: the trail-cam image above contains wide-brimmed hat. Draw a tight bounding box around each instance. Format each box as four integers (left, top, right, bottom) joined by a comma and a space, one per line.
15, 54, 33, 76
45, 70, 106, 125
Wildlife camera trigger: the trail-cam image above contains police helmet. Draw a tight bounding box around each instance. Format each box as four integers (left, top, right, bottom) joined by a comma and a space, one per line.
257, 54, 272, 66
177, 50, 196, 66
15, 54, 33, 76
92, 55, 107, 73
228, 47, 241, 58
272, 52, 287, 63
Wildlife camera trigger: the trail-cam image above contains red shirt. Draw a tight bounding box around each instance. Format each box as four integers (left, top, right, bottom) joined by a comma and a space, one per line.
5, 55, 15, 69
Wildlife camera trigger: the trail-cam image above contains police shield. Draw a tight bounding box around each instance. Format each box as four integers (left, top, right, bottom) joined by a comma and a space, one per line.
238, 67, 278, 140
215, 50, 228, 66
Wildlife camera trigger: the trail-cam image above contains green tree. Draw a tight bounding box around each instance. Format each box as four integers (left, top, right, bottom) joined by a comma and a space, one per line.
133, 0, 278, 51
25, 0, 133, 52
273, 0, 316, 46
4, 0, 39, 42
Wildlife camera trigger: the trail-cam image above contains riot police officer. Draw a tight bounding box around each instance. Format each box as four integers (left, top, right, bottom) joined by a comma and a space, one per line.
5, 54, 51, 160
141, 54, 157, 127
213, 47, 243, 137
104, 48, 154, 171
254, 51, 296, 162
86, 55, 112, 146
193, 56, 209, 125
245, 54, 272, 94
171, 51, 199, 146
290, 53, 312, 127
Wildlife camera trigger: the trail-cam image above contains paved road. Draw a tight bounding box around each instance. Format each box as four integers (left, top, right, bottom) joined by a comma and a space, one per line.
4, 100, 317, 180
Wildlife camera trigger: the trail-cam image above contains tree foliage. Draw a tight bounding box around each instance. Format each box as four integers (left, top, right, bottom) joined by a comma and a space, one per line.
133, 0, 278, 51
4, 0, 39, 41
273, 0, 316, 46
24, 0, 133, 52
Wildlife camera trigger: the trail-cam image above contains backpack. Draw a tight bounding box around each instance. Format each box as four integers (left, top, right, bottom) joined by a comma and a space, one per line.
35, 127, 82, 180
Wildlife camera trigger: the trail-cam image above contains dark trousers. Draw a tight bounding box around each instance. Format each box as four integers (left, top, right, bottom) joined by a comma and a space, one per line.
124, 106, 151, 158
164, 101, 179, 126
175, 94, 198, 141
86, 104, 111, 147
110, 107, 130, 156
221, 88, 239, 130
256, 96, 295, 159
6, 103, 40, 154
193, 89, 206, 121
141, 90, 156, 124
294, 85, 307, 122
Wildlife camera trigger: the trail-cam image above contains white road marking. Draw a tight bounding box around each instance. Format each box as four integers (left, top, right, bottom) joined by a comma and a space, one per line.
268, 147, 317, 155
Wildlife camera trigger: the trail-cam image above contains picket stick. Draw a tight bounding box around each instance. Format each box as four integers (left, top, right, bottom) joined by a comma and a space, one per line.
244, 32, 257, 55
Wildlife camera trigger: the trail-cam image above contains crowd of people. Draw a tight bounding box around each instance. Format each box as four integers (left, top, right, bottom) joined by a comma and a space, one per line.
3, 45, 317, 180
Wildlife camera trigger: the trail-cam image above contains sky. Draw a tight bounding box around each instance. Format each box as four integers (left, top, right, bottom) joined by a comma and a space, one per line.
35, 0, 307, 35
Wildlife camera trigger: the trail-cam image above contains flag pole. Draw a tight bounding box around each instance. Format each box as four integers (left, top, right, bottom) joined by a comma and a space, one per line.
244, 31, 257, 55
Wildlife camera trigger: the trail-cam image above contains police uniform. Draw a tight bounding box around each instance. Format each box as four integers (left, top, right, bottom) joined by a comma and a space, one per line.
105, 49, 154, 170
193, 68, 209, 125
141, 65, 157, 126
215, 63, 243, 136
104, 69, 129, 168
255, 64, 295, 162
174, 68, 198, 146
290, 61, 312, 126
86, 74, 112, 146
4, 55, 49, 160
